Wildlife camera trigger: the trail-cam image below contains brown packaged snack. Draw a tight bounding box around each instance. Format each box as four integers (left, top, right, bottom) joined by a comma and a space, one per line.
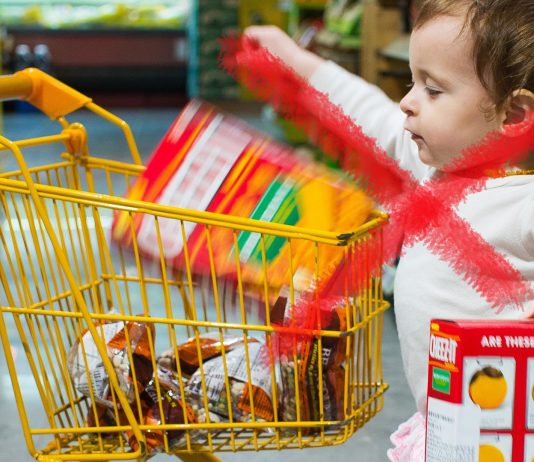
86, 366, 198, 456
127, 366, 198, 454
85, 401, 116, 430
185, 341, 274, 423
275, 295, 347, 432
157, 332, 258, 376
68, 318, 155, 407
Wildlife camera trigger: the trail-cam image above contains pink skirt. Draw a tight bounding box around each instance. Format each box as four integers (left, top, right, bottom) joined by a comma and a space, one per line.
387, 412, 426, 462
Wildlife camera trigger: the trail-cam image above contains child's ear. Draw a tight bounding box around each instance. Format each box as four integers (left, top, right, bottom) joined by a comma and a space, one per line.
502, 89, 534, 135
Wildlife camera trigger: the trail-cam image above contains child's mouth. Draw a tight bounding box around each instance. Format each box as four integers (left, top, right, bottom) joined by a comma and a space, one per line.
410, 133, 425, 147
405, 126, 424, 145
411, 133, 423, 142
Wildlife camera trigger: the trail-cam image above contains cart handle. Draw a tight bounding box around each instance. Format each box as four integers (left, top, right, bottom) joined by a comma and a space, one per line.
0, 67, 91, 119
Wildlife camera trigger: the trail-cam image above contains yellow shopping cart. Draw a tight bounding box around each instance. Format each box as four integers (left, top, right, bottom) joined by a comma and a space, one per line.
0, 68, 389, 462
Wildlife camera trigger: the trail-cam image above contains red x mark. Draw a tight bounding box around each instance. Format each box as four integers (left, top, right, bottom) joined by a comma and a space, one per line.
219, 36, 534, 312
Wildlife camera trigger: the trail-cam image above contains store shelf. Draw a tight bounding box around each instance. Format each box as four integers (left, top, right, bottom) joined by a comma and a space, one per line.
7, 27, 187, 82
379, 33, 409, 62
0, 0, 189, 30
1, 1, 191, 106
361, 1, 399, 79
6, 27, 187, 67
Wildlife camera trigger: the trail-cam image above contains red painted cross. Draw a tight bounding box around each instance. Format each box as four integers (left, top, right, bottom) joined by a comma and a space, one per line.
220, 36, 534, 312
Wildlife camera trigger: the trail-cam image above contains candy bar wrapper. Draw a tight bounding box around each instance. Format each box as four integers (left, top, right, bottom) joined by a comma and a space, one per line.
157, 332, 259, 377
185, 341, 274, 423
68, 319, 154, 407
129, 366, 198, 454
85, 366, 198, 456
274, 294, 347, 433
112, 99, 373, 295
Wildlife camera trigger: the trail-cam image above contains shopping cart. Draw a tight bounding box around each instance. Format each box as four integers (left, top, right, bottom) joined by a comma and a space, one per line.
0, 68, 389, 462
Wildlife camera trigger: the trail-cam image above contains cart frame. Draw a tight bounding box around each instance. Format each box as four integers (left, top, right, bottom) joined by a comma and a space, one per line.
0, 68, 389, 462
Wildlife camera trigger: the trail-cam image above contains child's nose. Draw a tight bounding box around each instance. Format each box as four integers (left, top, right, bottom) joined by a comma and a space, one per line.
399, 90, 417, 116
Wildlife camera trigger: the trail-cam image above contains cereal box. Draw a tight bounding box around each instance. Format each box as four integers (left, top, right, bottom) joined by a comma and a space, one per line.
425, 319, 534, 461
112, 99, 373, 294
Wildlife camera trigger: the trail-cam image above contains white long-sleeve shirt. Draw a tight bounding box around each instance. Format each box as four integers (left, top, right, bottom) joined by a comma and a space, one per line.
310, 61, 534, 413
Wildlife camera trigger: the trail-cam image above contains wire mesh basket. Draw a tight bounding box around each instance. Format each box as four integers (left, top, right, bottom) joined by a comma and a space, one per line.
0, 68, 389, 461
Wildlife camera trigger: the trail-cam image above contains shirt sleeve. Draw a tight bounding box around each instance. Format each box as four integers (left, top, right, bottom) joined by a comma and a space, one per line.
309, 60, 430, 181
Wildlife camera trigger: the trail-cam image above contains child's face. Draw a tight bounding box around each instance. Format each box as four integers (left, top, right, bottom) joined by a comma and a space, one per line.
400, 15, 505, 170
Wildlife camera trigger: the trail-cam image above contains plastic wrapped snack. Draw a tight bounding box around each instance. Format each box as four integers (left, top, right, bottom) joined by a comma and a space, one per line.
157, 332, 258, 376
185, 340, 274, 423
273, 294, 348, 432
85, 366, 198, 456
128, 366, 198, 454
67, 318, 154, 407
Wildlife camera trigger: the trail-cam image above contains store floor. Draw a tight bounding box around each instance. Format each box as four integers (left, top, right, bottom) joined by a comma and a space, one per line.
0, 103, 416, 462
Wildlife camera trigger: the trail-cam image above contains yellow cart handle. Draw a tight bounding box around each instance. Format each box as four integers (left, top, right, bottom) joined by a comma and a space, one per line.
0, 72, 32, 100
0, 67, 92, 119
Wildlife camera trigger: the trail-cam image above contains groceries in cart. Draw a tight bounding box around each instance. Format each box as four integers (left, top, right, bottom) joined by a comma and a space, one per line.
1, 69, 387, 462
271, 290, 348, 431
157, 331, 254, 376
68, 316, 200, 455
67, 317, 155, 407
112, 99, 373, 295
84, 365, 198, 454
157, 333, 274, 424
67, 321, 275, 454
185, 339, 275, 423
66, 293, 349, 455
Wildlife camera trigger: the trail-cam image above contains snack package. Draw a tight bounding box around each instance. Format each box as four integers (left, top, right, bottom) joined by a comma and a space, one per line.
85, 401, 117, 430
68, 318, 154, 407
185, 340, 274, 423
85, 366, 198, 456
157, 332, 258, 376
129, 366, 198, 454
112, 100, 373, 294
273, 293, 348, 432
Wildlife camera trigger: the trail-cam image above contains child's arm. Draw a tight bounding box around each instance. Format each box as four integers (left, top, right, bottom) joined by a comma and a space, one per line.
244, 26, 428, 180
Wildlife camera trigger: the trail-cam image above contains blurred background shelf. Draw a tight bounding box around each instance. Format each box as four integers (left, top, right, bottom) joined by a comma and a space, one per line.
1, 0, 411, 108
4, 26, 188, 106
0, 0, 190, 106
0, 0, 189, 29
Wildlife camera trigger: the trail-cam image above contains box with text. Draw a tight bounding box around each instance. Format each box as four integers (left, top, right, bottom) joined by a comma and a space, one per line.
425, 319, 534, 461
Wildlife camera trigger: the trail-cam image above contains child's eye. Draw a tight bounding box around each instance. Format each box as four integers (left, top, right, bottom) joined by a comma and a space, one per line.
425, 86, 442, 97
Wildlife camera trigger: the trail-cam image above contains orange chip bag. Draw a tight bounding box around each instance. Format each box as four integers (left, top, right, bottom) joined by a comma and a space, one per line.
127, 366, 198, 454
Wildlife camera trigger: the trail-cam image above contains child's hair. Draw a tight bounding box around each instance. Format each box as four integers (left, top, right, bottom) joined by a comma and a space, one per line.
414, 0, 534, 112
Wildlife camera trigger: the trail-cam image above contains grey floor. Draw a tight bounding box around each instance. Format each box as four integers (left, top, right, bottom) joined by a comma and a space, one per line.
0, 103, 415, 462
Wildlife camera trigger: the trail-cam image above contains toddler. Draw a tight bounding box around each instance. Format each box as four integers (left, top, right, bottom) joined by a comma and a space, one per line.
245, 0, 534, 459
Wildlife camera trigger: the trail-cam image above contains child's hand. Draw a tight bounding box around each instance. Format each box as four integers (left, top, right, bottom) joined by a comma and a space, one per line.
243, 25, 301, 63
243, 25, 324, 80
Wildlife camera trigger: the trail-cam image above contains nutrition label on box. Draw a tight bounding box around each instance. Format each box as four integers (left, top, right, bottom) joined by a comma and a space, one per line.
426, 397, 481, 461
